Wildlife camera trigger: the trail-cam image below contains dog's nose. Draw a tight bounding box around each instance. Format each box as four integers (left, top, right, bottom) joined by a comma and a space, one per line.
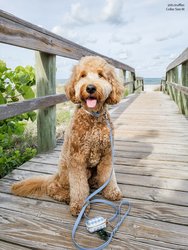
86, 84, 96, 94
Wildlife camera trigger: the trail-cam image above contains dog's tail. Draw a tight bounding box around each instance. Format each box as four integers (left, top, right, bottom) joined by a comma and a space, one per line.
11, 176, 53, 197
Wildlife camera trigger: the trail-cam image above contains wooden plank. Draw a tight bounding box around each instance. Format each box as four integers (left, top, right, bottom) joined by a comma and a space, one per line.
2, 169, 188, 207
26, 149, 188, 167
0, 10, 134, 72
1, 192, 187, 227
5, 165, 188, 193
55, 141, 188, 157
0, 208, 176, 250
22, 142, 188, 169
0, 94, 67, 121
115, 157, 188, 169
166, 47, 188, 72
36, 52, 56, 152
0, 241, 32, 250
18, 161, 188, 180
5, 166, 188, 192
0, 189, 188, 249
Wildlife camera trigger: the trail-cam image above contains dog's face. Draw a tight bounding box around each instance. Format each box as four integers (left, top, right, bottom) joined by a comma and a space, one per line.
65, 56, 124, 111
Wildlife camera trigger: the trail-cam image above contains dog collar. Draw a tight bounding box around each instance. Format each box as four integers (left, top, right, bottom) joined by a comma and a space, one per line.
81, 107, 106, 118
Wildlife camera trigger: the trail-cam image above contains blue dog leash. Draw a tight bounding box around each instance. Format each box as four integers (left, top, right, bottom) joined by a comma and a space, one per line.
72, 109, 131, 250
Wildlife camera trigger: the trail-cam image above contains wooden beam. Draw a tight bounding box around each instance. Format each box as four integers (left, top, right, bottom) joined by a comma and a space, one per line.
0, 94, 67, 121
166, 82, 188, 95
0, 10, 135, 73
35, 52, 56, 153
167, 47, 188, 72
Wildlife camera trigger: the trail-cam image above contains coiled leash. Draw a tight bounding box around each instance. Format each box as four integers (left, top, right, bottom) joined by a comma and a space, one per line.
72, 109, 131, 250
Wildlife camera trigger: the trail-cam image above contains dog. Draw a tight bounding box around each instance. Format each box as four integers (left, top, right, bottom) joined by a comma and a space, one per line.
11, 56, 124, 216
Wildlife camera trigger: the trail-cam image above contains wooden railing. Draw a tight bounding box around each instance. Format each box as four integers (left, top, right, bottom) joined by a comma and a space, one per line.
161, 48, 188, 116
0, 10, 144, 152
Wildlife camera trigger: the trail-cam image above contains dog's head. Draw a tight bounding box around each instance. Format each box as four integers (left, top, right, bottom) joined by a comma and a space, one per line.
65, 56, 124, 111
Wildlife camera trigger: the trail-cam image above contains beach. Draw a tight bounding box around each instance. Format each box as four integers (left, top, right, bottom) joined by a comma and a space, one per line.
144, 84, 160, 92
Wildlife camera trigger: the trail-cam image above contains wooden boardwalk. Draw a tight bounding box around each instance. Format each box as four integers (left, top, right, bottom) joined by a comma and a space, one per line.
1, 91, 188, 250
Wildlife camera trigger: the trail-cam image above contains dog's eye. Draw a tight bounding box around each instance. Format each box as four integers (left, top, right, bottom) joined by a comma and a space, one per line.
80, 72, 86, 78
98, 72, 104, 78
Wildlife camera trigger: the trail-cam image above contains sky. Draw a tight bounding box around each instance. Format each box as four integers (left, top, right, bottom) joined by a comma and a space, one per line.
0, 0, 187, 79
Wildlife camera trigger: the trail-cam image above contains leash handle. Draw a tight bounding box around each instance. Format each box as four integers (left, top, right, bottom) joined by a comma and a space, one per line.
72, 199, 130, 250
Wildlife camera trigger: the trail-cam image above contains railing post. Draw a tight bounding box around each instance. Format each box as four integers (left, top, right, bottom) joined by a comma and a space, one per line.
35, 52, 56, 153
166, 71, 173, 99
142, 79, 144, 91
182, 61, 188, 115
119, 69, 126, 84
119, 69, 126, 96
132, 72, 136, 93
128, 72, 135, 94
173, 66, 183, 114
172, 67, 178, 102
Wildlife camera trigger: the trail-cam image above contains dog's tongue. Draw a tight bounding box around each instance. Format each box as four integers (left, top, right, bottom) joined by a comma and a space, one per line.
86, 98, 97, 108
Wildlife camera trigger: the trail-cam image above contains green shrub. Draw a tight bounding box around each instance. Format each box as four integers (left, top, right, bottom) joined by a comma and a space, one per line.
0, 60, 37, 178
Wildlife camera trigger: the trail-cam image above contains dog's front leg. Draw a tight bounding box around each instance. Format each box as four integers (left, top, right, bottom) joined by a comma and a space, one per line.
97, 152, 122, 201
68, 157, 89, 216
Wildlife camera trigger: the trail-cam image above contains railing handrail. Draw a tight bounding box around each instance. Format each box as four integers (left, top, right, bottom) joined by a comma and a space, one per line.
162, 48, 188, 117
161, 81, 188, 96
0, 9, 134, 73
0, 94, 67, 121
166, 47, 188, 72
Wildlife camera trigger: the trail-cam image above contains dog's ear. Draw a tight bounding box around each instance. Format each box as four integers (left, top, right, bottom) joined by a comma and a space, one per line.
64, 65, 79, 103
106, 68, 124, 105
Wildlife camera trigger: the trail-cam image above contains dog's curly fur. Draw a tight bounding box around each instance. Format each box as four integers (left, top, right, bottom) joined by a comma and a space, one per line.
11, 56, 124, 216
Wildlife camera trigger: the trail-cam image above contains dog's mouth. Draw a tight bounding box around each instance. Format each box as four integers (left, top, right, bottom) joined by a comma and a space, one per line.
86, 96, 97, 108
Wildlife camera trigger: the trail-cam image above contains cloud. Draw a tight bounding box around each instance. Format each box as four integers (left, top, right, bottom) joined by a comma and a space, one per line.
156, 31, 182, 42
111, 34, 142, 45
52, 25, 80, 42
101, 0, 124, 24
63, 2, 94, 26
61, 0, 127, 26
51, 25, 97, 45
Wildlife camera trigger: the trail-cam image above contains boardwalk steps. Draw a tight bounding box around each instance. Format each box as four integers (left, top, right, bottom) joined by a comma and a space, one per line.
1, 91, 188, 249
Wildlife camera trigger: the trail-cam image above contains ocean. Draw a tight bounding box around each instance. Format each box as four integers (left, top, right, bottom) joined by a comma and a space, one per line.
144, 78, 161, 85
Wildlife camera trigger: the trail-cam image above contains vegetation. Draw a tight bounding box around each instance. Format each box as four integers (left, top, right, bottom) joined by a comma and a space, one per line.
0, 60, 37, 178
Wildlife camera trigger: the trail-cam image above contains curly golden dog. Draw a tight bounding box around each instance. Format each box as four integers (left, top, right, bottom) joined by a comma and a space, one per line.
11, 56, 124, 216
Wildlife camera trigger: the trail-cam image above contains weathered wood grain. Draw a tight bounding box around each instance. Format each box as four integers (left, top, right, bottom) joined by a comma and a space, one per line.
1, 192, 187, 227
0, 205, 188, 249
0, 94, 67, 121
5, 166, 188, 192
0, 10, 134, 72
0, 241, 32, 250
166, 47, 188, 72
0, 207, 171, 250
21, 161, 188, 180
166, 82, 188, 96
36, 52, 56, 152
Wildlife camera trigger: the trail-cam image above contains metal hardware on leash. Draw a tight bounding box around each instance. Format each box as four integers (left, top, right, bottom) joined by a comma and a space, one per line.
72, 109, 131, 250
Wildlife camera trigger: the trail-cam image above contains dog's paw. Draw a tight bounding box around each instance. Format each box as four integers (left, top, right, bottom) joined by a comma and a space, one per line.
70, 201, 90, 216
102, 187, 122, 201
47, 182, 70, 203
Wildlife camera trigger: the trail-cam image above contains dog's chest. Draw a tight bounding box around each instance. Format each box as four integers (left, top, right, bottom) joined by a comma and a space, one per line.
88, 125, 111, 166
